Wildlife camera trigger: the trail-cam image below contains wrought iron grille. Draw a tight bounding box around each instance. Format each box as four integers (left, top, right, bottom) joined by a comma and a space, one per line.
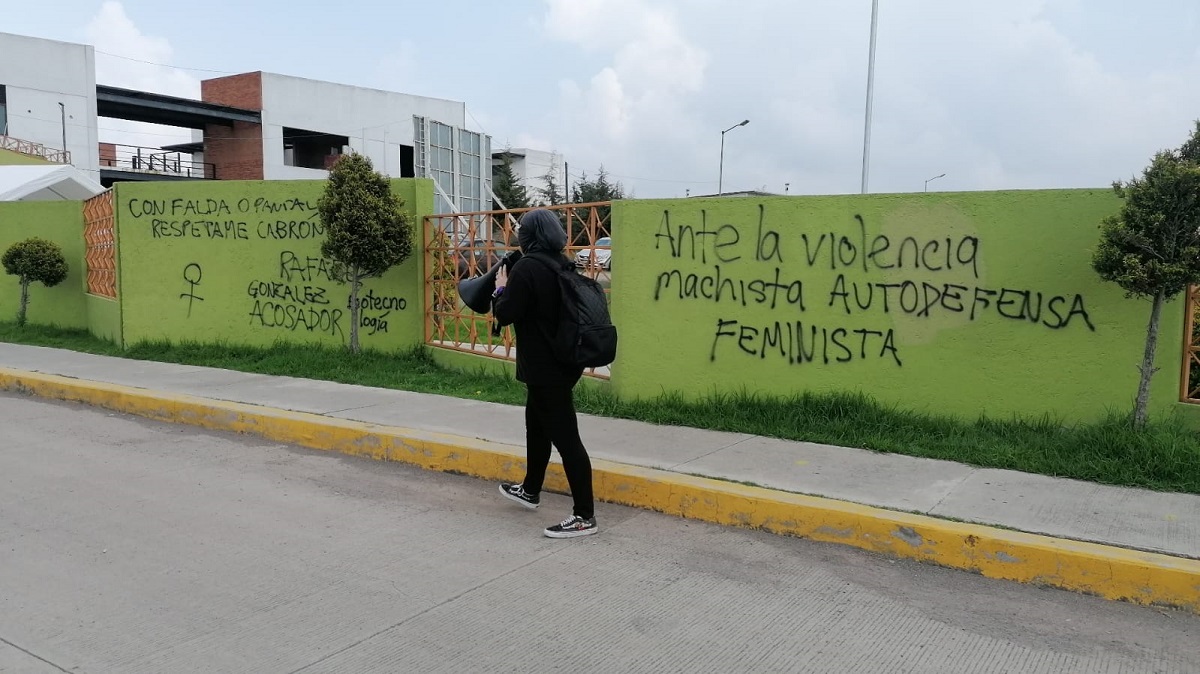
425, 202, 613, 379
83, 190, 117, 299
1181, 285, 1200, 402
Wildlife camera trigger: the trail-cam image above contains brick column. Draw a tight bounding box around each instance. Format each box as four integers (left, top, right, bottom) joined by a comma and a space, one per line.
201, 73, 265, 180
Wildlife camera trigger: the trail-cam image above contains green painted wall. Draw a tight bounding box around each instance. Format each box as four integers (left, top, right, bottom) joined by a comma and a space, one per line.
610, 190, 1183, 422
0, 148, 51, 166
0, 200, 87, 328
427, 346, 611, 394
87, 294, 122, 345
112, 179, 433, 350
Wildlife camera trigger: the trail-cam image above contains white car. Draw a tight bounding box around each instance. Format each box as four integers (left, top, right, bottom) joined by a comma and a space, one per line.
575, 237, 612, 270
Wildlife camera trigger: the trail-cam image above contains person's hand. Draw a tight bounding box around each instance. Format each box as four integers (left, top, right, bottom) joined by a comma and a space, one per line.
495, 264, 508, 290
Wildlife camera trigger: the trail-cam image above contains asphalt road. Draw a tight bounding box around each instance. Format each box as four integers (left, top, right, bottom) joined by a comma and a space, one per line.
1, 393, 1196, 673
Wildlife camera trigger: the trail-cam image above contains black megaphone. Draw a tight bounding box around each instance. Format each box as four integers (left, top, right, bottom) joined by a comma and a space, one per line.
457, 250, 522, 314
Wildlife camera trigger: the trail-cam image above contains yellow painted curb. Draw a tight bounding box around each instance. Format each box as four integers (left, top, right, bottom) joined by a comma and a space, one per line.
4, 367, 1199, 613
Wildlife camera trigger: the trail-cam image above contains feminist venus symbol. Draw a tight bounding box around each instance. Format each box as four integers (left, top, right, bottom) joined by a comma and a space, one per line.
181, 263, 204, 317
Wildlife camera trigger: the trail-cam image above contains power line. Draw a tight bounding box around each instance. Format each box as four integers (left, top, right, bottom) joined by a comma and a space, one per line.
94, 49, 235, 75
565, 167, 715, 185
8, 110, 410, 143
12, 111, 721, 187
96, 49, 478, 138
465, 109, 490, 137
85, 49, 718, 186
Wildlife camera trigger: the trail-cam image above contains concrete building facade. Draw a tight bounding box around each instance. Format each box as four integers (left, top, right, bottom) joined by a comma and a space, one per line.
493, 147, 566, 205
200, 71, 490, 214
1, 31, 570, 218
0, 32, 100, 182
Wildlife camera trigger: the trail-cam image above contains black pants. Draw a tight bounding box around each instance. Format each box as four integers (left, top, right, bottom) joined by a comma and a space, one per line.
521, 384, 594, 519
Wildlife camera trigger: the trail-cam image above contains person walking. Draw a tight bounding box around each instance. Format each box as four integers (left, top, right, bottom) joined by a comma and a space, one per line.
491, 208, 597, 538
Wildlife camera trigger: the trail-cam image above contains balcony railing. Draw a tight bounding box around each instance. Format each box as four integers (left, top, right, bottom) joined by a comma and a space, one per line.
100, 143, 215, 179
0, 135, 71, 164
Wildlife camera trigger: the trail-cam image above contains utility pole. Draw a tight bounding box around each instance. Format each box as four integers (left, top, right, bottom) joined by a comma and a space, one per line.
860, 0, 880, 194
58, 102, 67, 156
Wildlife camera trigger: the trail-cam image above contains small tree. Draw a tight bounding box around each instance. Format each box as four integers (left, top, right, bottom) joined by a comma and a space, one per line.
570, 166, 625, 205
2, 238, 68, 327
1093, 121, 1200, 427
536, 163, 565, 207
318, 152, 414, 354
492, 150, 530, 211
571, 166, 626, 244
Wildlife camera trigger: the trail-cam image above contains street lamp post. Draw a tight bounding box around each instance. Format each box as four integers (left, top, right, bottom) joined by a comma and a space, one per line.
718, 119, 749, 196
924, 173, 946, 192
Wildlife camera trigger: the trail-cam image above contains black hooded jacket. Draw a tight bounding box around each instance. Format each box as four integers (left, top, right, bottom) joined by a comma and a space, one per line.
492, 209, 585, 387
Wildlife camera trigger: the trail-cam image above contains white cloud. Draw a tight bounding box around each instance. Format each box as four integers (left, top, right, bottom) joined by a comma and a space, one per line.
542, 0, 708, 145
515, 0, 1200, 198
866, 1, 1200, 192
85, 1, 200, 149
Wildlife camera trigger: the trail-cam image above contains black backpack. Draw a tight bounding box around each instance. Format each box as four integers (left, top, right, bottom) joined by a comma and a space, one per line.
525, 253, 618, 368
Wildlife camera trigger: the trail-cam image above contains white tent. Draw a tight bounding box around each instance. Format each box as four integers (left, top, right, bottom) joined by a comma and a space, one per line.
0, 164, 105, 202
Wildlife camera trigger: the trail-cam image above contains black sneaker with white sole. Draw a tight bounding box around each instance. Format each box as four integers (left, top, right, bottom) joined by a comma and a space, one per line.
499, 482, 539, 509
544, 515, 598, 538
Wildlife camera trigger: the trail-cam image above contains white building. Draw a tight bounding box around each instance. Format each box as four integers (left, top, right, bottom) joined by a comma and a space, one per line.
200, 71, 491, 214
0, 32, 494, 214
493, 147, 566, 205
0, 32, 100, 181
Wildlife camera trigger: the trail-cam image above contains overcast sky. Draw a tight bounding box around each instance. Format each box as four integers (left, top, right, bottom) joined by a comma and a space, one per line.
6, 0, 1199, 198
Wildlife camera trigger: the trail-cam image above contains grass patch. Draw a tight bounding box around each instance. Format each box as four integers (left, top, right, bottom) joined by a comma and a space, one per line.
3, 322, 1200, 494
0, 322, 527, 405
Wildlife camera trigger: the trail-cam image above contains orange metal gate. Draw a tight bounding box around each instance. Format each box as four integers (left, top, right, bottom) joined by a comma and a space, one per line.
424, 202, 613, 379
1181, 285, 1200, 402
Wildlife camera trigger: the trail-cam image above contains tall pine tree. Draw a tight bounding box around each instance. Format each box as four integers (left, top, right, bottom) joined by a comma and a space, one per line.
537, 170, 564, 206
491, 151, 530, 211
570, 166, 625, 244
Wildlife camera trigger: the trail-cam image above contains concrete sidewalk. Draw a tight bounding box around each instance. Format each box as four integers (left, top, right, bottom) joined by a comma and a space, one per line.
2, 342, 1199, 610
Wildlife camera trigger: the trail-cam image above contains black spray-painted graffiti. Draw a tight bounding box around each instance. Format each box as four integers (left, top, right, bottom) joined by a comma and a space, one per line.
180, 263, 203, 317
129, 194, 410, 343
135, 197, 325, 242
652, 206, 1095, 368
245, 251, 411, 339
247, 250, 344, 338
348, 290, 409, 336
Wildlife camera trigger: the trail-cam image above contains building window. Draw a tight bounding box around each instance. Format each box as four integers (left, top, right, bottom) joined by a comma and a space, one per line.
429, 121, 456, 213
0, 85, 7, 135
282, 127, 349, 170
459, 129, 482, 213
414, 116, 492, 218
